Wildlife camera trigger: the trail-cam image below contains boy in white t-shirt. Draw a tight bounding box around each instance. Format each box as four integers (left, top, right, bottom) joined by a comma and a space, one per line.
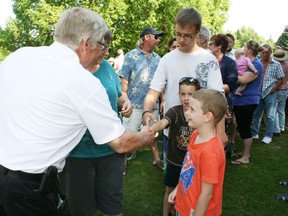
143, 7, 226, 146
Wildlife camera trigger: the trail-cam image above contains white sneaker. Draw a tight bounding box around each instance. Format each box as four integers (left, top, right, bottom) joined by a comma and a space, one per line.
252, 134, 259, 139
262, 137, 272, 144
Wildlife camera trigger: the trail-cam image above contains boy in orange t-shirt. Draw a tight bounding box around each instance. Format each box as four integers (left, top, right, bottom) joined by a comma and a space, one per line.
168, 89, 227, 216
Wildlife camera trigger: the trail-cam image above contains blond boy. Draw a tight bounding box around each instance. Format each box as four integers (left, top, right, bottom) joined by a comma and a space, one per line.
168, 89, 227, 216
150, 77, 200, 216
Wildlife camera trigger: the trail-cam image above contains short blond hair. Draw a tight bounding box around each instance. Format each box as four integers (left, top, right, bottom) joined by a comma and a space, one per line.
235, 48, 244, 59
191, 89, 227, 125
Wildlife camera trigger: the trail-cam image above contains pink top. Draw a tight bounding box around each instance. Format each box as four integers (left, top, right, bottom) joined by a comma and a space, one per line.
236, 56, 250, 76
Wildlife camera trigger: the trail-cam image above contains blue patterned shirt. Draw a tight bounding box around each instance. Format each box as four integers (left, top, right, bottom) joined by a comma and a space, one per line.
262, 58, 284, 98
120, 47, 160, 109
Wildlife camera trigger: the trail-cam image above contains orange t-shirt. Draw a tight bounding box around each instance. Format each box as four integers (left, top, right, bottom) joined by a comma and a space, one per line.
175, 130, 226, 216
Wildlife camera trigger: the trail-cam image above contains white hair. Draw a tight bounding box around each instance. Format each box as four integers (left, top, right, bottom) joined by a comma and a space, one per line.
54, 7, 108, 50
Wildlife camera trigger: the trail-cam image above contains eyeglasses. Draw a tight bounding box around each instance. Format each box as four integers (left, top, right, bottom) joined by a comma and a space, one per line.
179, 77, 199, 85
175, 32, 196, 40
97, 41, 110, 51
150, 34, 160, 40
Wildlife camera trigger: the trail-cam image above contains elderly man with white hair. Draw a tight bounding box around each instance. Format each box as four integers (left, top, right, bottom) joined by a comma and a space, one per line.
196, 25, 211, 49
0, 7, 155, 216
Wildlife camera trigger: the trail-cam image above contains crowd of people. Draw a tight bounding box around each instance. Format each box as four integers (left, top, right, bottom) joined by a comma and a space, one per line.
0, 5, 287, 216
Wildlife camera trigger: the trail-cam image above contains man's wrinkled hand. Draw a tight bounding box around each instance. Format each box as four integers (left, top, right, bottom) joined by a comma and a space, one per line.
140, 126, 155, 146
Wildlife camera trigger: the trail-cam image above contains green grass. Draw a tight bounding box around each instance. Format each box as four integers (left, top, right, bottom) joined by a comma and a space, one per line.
97, 127, 288, 216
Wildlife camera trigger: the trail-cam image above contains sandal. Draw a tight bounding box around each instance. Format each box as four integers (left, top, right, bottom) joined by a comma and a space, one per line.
153, 160, 164, 171
230, 158, 249, 165
279, 179, 288, 186
127, 152, 136, 161
276, 194, 288, 201
233, 152, 250, 158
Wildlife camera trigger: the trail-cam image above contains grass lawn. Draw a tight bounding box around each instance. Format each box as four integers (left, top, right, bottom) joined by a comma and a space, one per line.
121, 127, 288, 216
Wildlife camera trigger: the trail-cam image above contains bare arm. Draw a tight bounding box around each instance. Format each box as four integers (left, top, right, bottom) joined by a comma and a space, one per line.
121, 77, 128, 96
194, 182, 214, 216
107, 126, 155, 154
159, 90, 165, 114
143, 88, 161, 125
223, 84, 230, 93
118, 93, 132, 118
271, 78, 284, 94
247, 61, 258, 73
238, 72, 258, 84
168, 185, 178, 204
150, 118, 169, 133
216, 117, 228, 147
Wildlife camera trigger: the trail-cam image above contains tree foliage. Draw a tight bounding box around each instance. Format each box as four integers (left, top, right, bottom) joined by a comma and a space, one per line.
276, 25, 288, 51
0, 0, 230, 57
233, 27, 267, 48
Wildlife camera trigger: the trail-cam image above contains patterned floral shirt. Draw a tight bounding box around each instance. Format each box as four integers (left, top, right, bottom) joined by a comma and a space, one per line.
121, 47, 160, 109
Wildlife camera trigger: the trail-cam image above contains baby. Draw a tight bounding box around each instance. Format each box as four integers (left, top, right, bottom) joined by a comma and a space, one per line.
235, 48, 258, 96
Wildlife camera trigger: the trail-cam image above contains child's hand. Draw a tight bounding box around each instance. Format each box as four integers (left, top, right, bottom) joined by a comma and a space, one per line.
168, 187, 177, 204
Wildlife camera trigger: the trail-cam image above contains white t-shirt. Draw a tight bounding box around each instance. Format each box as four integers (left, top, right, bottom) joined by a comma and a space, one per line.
0, 42, 125, 173
150, 48, 223, 135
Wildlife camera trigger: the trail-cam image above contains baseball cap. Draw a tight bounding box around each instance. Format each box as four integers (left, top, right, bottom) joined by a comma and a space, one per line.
140, 27, 163, 38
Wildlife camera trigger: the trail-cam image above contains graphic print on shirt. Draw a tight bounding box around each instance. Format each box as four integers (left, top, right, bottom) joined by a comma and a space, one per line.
179, 151, 195, 191
176, 126, 194, 150
195, 61, 219, 88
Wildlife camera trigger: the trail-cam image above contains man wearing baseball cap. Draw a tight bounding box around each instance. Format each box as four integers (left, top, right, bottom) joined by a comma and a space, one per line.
120, 26, 164, 170
140, 26, 163, 38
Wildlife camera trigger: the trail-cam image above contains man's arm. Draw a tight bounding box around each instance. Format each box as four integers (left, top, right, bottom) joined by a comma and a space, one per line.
143, 88, 161, 125
107, 126, 155, 154
121, 77, 129, 96
194, 182, 214, 216
271, 78, 283, 94
159, 90, 166, 114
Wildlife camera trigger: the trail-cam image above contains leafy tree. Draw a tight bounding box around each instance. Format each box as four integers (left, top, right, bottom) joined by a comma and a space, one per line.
0, 0, 64, 54
276, 25, 288, 51
0, 0, 230, 57
234, 27, 266, 48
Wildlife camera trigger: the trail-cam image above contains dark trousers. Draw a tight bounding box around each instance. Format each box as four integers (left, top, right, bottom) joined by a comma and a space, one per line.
234, 104, 257, 139
0, 165, 71, 216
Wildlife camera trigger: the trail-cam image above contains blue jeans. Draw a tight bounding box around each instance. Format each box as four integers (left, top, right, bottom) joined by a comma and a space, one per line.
274, 89, 288, 133
251, 93, 277, 138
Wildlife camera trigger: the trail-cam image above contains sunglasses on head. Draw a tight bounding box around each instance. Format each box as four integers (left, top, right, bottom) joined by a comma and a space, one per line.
179, 77, 199, 85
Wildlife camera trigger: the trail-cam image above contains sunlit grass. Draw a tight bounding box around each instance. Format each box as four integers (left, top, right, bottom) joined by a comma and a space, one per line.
95, 126, 288, 216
